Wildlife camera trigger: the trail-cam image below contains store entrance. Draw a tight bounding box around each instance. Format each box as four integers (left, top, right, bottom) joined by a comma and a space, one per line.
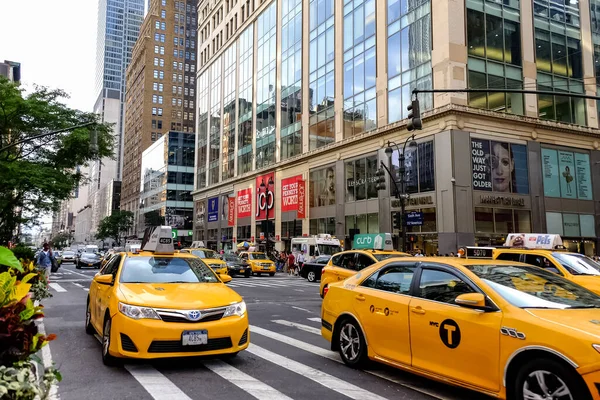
563, 238, 596, 257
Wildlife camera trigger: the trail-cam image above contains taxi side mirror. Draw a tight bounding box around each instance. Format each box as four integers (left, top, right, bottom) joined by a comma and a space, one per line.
220, 274, 232, 284
95, 274, 114, 286
455, 293, 488, 310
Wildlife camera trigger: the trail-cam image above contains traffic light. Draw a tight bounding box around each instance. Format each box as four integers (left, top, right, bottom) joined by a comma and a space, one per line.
375, 167, 386, 190
394, 212, 402, 230
407, 99, 422, 131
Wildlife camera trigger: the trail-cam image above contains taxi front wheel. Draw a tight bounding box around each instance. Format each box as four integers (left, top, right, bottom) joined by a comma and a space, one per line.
85, 298, 95, 335
512, 358, 590, 400
102, 317, 119, 366
337, 318, 368, 368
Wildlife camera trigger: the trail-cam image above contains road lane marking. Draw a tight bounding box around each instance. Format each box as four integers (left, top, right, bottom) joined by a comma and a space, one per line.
83, 288, 89, 291
250, 325, 454, 400
291, 306, 312, 313
37, 320, 59, 399
49, 283, 67, 292
65, 268, 97, 278
48, 279, 90, 282
203, 359, 293, 400
294, 289, 304, 292
125, 364, 192, 400
271, 320, 321, 335
307, 317, 321, 322
72, 282, 84, 288
247, 344, 388, 400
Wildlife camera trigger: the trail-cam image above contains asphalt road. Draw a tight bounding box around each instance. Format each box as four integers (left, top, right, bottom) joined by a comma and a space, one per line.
41, 262, 491, 400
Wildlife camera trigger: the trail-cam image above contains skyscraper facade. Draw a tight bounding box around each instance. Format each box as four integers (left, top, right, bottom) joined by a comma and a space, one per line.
121, 0, 198, 237
87, 0, 144, 237
193, 0, 600, 256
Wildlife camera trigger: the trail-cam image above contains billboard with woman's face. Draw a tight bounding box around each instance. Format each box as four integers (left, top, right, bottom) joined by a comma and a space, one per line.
471, 138, 529, 194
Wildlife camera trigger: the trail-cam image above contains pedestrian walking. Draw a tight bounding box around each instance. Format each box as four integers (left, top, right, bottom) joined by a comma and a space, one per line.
36, 242, 56, 282
295, 250, 306, 277
287, 252, 295, 275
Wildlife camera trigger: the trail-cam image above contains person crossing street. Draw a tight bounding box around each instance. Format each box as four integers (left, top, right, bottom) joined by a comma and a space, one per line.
36, 242, 56, 281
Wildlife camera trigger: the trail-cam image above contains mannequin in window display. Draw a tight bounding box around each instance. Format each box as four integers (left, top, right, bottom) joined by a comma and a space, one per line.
491, 142, 514, 193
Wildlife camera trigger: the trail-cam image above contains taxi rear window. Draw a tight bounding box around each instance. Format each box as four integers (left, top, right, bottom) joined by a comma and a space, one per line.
373, 253, 410, 262
120, 257, 220, 284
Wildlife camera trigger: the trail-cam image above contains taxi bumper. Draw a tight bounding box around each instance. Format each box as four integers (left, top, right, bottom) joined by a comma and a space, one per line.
580, 369, 600, 399
251, 263, 275, 273
110, 312, 249, 359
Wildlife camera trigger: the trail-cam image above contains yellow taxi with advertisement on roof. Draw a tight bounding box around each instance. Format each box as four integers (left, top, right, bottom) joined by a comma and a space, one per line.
493, 233, 600, 295
180, 241, 228, 275
85, 226, 249, 365
319, 233, 410, 298
238, 251, 276, 276
321, 246, 600, 400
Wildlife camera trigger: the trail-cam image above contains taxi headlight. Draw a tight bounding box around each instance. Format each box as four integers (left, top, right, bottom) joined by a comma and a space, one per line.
209, 263, 224, 269
118, 302, 160, 320
223, 301, 246, 318
593, 344, 600, 354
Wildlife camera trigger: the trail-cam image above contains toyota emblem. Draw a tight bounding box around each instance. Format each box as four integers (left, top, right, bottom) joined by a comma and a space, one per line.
188, 310, 201, 321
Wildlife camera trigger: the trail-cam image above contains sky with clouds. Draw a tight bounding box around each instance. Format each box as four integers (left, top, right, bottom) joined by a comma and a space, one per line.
0, 0, 98, 112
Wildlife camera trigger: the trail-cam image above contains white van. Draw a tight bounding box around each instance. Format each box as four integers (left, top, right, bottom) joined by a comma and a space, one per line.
291, 234, 342, 258
84, 245, 99, 253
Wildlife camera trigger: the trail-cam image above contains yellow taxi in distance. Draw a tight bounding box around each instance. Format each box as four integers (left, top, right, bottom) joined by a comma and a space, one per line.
238, 251, 276, 276
494, 233, 600, 295
319, 248, 410, 298
86, 226, 249, 365
322, 247, 600, 400
180, 247, 228, 275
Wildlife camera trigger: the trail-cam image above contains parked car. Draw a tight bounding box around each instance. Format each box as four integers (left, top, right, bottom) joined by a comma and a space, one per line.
76, 252, 102, 269
222, 254, 251, 277
299, 255, 331, 282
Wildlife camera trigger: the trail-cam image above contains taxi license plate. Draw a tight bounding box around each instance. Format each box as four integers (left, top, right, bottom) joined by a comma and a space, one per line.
263, 266, 270, 270
88, 263, 93, 266
239, 269, 245, 273
182, 330, 208, 346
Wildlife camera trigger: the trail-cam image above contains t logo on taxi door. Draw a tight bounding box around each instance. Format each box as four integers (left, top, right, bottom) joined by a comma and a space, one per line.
439, 319, 461, 349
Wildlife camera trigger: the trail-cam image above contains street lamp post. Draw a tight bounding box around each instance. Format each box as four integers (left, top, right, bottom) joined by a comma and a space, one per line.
259, 176, 275, 256
385, 135, 417, 252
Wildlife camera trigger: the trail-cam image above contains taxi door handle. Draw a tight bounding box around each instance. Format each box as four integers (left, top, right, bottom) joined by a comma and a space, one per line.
410, 307, 426, 315
355, 294, 366, 302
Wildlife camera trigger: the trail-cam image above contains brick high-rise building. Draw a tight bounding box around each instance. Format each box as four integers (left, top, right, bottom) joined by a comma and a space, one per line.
121, 0, 198, 236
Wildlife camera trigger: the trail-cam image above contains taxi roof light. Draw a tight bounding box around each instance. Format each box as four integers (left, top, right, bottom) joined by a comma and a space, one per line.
141, 226, 175, 255
504, 233, 564, 250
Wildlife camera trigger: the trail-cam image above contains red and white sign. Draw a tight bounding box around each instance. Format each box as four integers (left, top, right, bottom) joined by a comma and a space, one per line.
297, 180, 306, 219
256, 172, 275, 221
281, 175, 302, 212
237, 188, 252, 218
227, 197, 236, 226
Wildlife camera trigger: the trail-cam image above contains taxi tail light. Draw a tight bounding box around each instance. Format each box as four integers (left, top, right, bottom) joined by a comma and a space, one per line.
323, 286, 329, 297
321, 267, 326, 276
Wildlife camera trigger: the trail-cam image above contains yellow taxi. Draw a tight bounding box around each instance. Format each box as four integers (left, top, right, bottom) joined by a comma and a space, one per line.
321, 247, 600, 400
319, 234, 410, 298
180, 247, 228, 275
494, 233, 600, 295
238, 251, 276, 276
85, 226, 249, 365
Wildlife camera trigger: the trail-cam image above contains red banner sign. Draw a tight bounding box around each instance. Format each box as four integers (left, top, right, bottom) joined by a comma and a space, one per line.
237, 188, 252, 218
297, 180, 306, 219
256, 172, 275, 221
227, 197, 236, 226
281, 175, 302, 212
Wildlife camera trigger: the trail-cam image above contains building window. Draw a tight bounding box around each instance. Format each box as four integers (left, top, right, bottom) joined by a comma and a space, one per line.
309, 218, 335, 235
387, 0, 432, 124
161, 10, 166, 18
391, 140, 436, 195
475, 208, 531, 234
281, 0, 303, 159
309, 165, 336, 207
309, 0, 335, 150
209, 57, 222, 185
466, 5, 524, 115
345, 213, 379, 235
222, 44, 237, 180
343, 0, 376, 138
345, 154, 378, 202
238, 25, 254, 175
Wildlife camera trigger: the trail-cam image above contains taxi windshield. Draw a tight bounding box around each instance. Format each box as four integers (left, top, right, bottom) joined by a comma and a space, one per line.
120, 257, 220, 283
223, 254, 242, 262
191, 249, 217, 259
373, 253, 410, 262
552, 252, 600, 276
249, 253, 267, 260
318, 245, 342, 256
467, 264, 600, 309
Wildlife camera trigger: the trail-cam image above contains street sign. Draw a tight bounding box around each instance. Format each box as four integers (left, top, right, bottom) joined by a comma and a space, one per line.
171, 229, 178, 238
406, 211, 424, 226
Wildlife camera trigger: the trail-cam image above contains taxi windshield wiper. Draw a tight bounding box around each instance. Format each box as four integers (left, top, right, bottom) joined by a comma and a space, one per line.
569, 304, 598, 309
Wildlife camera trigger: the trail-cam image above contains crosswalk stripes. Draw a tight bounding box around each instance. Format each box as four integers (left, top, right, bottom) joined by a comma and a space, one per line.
125, 364, 193, 400
271, 319, 322, 335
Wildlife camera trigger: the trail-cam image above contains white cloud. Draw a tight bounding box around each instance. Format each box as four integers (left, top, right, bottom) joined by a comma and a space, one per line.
0, 0, 97, 112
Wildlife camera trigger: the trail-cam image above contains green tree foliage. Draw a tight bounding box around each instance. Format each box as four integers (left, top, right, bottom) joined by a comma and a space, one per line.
50, 232, 70, 249
144, 210, 165, 227
96, 210, 134, 246
0, 77, 114, 244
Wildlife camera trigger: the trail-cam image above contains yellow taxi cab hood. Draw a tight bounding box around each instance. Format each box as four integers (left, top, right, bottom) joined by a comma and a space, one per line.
204, 258, 226, 265
525, 308, 600, 340
118, 282, 242, 309
248, 258, 273, 263
569, 275, 600, 295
